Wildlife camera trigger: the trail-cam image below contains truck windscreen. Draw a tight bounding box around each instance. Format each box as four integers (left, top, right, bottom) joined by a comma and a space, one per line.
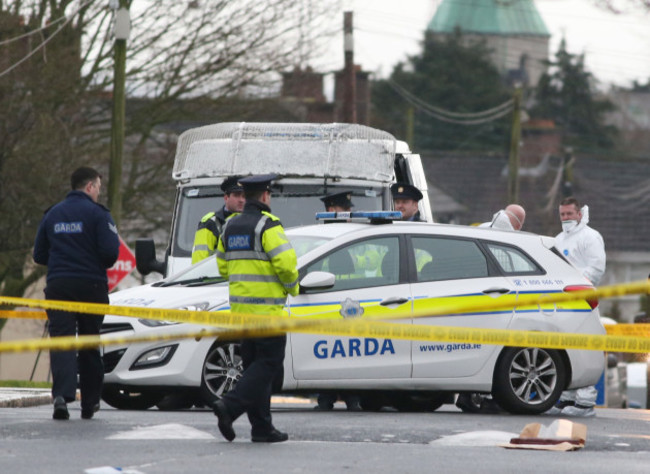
172, 185, 384, 257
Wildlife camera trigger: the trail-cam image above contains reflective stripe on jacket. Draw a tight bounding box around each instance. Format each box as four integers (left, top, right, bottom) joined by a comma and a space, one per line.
217, 200, 299, 316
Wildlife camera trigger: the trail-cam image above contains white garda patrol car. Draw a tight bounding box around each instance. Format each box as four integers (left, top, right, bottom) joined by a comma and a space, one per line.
101, 212, 606, 414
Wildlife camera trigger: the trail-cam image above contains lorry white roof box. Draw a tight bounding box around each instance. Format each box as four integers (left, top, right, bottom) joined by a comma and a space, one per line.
172, 122, 397, 182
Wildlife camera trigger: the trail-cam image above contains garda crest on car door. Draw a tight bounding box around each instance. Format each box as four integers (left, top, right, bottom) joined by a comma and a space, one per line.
287, 235, 412, 380
409, 235, 520, 378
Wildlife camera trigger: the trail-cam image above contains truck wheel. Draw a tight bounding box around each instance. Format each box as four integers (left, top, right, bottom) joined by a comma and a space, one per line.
156, 392, 195, 411
359, 393, 386, 411
199, 341, 243, 406
101, 386, 163, 410
492, 347, 566, 414
391, 392, 447, 412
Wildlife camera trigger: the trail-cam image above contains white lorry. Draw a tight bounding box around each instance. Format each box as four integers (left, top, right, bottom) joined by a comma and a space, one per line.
135, 122, 433, 277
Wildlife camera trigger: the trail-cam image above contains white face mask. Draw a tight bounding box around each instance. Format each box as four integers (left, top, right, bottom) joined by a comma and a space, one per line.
562, 220, 578, 233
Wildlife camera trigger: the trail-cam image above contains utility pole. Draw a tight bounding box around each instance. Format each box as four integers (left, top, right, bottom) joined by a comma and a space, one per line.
507, 86, 522, 204
561, 147, 575, 197
343, 11, 356, 124
108, 0, 130, 227
406, 106, 414, 146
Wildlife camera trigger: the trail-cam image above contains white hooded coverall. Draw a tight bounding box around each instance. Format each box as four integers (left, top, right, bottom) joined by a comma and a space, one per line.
554, 205, 606, 285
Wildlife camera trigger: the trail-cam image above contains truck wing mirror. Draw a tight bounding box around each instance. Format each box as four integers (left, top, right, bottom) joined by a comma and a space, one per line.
135, 239, 167, 276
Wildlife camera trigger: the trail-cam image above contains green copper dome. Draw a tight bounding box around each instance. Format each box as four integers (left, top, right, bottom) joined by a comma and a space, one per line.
428, 0, 550, 37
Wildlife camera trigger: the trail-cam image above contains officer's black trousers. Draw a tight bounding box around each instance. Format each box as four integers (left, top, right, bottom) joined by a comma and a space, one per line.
221, 335, 286, 437
45, 278, 108, 411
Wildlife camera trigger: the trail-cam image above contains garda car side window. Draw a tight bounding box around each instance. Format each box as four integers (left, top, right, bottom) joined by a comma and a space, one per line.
303, 237, 399, 292
485, 243, 542, 274
412, 237, 488, 282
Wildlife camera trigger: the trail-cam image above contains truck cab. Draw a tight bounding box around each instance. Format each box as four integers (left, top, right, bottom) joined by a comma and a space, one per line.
136, 122, 432, 277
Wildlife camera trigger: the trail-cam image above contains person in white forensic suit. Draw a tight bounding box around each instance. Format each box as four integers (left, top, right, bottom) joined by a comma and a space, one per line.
547, 196, 606, 417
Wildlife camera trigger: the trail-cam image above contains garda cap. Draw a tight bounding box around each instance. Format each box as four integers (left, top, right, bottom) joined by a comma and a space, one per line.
390, 182, 423, 201
320, 191, 354, 210
220, 176, 244, 194
238, 174, 277, 193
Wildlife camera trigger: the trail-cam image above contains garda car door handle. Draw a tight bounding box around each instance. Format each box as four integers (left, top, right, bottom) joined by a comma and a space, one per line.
482, 287, 511, 295
380, 296, 409, 306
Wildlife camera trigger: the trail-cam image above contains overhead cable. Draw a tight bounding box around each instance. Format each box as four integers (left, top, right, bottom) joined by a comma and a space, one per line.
0, 16, 67, 46
0, 0, 93, 79
387, 80, 513, 125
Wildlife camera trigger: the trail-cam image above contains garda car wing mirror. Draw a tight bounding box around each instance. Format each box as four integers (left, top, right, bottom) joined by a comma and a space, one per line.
300, 271, 335, 291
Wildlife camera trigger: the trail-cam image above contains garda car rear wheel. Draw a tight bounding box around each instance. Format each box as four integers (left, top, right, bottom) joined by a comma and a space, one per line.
492, 347, 566, 414
199, 341, 243, 405
101, 387, 164, 410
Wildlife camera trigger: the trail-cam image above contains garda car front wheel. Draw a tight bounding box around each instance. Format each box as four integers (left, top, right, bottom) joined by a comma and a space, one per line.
199, 341, 243, 405
492, 347, 566, 414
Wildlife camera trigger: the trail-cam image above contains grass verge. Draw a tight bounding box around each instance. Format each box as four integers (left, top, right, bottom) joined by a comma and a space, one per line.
0, 380, 51, 389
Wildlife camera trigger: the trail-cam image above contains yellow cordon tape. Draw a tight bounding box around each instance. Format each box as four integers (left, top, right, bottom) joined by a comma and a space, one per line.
0, 279, 649, 354
0, 310, 46, 320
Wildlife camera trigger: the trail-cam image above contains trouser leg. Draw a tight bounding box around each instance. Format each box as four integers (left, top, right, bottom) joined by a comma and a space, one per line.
46, 308, 78, 403
222, 336, 286, 436
77, 313, 104, 410
45, 278, 108, 407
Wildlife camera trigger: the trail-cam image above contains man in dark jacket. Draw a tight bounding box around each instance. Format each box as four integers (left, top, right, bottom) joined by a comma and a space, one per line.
33, 167, 120, 420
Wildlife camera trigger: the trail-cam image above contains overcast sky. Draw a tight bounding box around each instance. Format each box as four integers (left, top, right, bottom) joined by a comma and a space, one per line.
318, 0, 650, 89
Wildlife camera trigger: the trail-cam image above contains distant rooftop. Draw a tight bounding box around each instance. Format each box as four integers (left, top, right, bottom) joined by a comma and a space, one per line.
428, 0, 550, 37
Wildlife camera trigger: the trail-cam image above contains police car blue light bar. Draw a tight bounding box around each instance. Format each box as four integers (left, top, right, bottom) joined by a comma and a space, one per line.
315, 211, 402, 220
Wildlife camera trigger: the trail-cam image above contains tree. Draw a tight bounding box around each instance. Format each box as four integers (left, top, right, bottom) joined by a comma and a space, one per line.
631, 79, 650, 92
531, 39, 618, 150
370, 31, 513, 152
0, 0, 339, 330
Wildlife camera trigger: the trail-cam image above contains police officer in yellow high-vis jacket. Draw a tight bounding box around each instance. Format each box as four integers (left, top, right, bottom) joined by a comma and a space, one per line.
212, 174, 299, 443
191, 176, 245, 264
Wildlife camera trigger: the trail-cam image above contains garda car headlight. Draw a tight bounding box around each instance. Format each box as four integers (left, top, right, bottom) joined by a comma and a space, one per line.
137, 301, 223, 327
130, 344, 178, 370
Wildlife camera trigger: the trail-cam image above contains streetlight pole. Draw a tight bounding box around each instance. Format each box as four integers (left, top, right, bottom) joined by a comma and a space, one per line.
108, 0, 130, 226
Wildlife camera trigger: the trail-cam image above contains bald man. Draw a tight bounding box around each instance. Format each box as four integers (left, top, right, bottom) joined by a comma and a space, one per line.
480, 204, 526, 231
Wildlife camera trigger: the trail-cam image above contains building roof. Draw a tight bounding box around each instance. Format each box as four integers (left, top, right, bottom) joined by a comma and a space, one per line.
428, 0, 550, 37
421, 152, 650, 253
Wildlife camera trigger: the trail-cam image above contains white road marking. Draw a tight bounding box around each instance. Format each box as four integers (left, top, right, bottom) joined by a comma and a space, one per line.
430, 431, 518, 447
85, 467, 144, 474
107, 423, 215, 440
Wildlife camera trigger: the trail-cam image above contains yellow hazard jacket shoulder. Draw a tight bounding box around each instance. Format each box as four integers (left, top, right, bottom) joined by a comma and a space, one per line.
216, 200, 298, 316
191, 207, 234, 264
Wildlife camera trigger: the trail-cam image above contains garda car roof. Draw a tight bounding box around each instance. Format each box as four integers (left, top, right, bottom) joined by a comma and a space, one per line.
287, 220, 556, 248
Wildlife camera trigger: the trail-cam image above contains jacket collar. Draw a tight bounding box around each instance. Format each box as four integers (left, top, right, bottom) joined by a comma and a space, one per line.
244, 200, 271, 214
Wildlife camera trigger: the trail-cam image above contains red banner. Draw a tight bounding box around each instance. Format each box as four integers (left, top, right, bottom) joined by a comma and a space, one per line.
107, 237, 136, 291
